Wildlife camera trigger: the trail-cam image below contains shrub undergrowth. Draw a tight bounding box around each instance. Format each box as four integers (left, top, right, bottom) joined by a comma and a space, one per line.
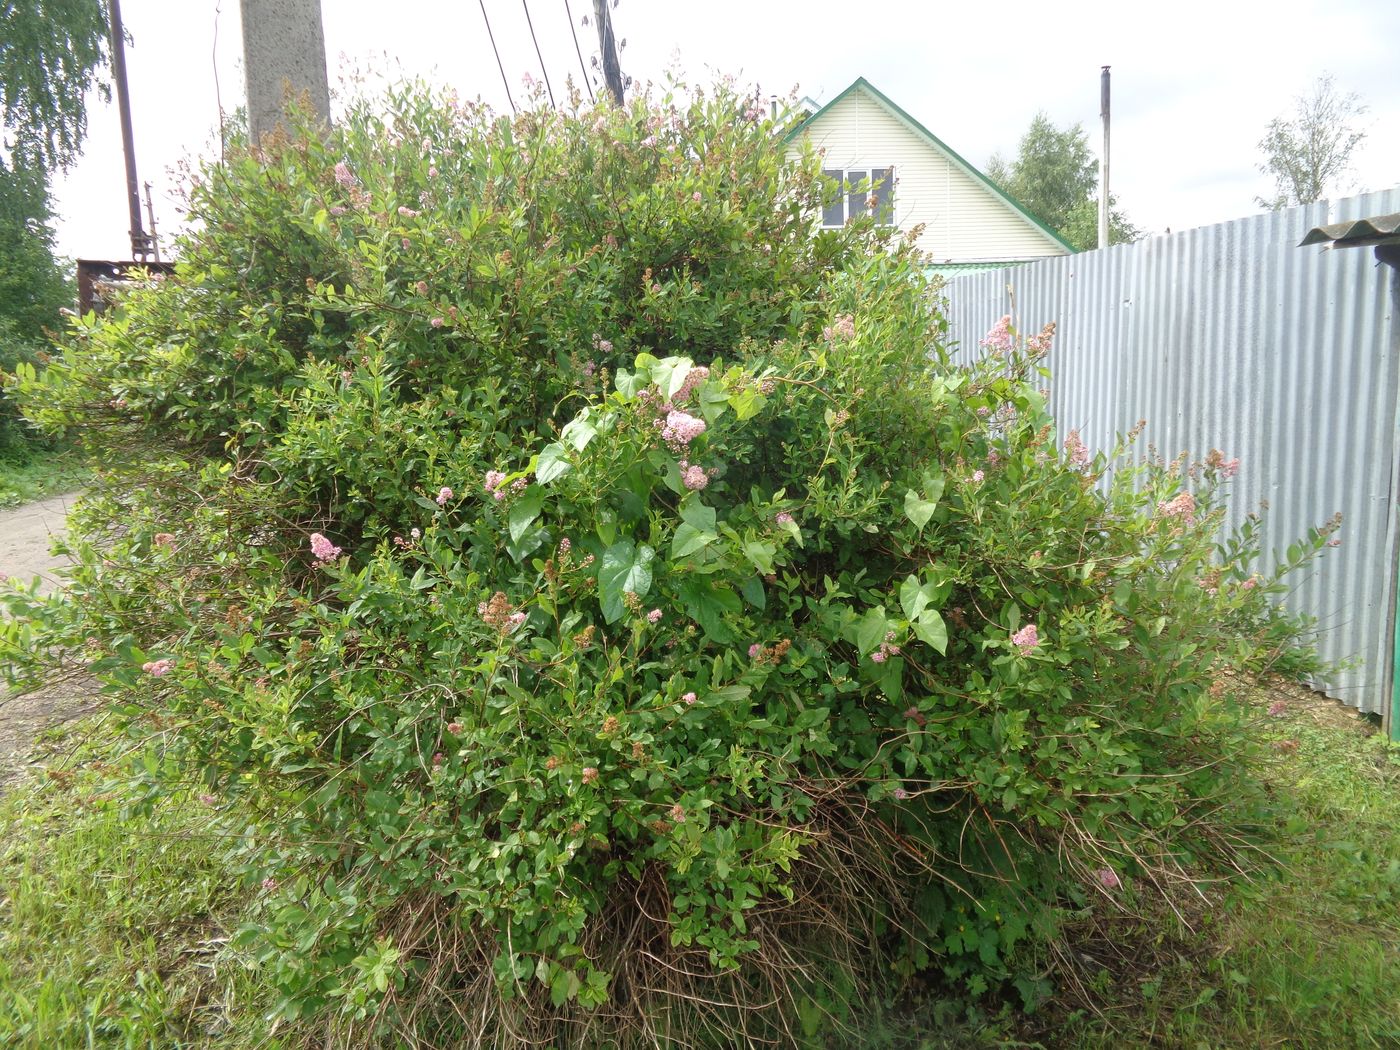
2, 78, 1335, 1047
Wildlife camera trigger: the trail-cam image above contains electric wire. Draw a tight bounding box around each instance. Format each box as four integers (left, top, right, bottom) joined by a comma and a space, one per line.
563, 0, 596, 103
477, 0, 518, 115
521, 0, 557, 108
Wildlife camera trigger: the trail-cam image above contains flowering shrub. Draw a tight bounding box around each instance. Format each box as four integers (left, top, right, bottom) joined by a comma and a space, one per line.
2, 82, 1332, 1046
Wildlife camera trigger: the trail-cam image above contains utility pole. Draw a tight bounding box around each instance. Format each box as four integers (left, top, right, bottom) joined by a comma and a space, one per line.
143, 182, 161, 262
239, 0, 331, 140
592, 0, 625, 106
1098, 65, 1110, 251
107, 0, 154, 262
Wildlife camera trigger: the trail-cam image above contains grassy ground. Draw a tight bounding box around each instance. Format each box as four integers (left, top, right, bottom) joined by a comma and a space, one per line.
0, 683, 1395, 1049
0, 447, 90, 508
0, 724, 275, 1048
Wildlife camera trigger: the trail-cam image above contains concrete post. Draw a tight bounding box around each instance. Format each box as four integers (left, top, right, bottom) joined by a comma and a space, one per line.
239, 0, 331, 140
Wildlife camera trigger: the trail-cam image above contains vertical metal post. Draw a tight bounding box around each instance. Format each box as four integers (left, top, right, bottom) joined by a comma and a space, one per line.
108, 0, 153, 261
143, 182, 160, 262
1098, 65, 1110, 251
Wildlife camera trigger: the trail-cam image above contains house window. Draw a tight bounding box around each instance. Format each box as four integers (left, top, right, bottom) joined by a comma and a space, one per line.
821, 167, 895, 227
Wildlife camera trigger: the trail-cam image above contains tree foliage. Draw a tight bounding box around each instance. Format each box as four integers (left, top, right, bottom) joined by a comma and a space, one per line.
0, 158, 70, 455
0, 0, 110, 172
1256, 73, 1368, 210
988, 112, 1140, 250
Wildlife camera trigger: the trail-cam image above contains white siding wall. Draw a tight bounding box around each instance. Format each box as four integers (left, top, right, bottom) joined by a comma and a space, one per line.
787, 85, 1066, 262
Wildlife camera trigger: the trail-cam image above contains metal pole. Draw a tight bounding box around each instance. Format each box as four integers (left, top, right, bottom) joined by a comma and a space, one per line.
143, 182, 160, 262
108, 0, 152, 261
1098, 65, 1110, 251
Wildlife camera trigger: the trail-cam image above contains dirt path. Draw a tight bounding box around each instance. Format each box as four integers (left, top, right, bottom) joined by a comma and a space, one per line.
0, 492, 98, 784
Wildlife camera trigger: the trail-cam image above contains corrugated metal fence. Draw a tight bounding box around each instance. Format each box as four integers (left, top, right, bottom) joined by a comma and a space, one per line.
942, 188, 1400, 718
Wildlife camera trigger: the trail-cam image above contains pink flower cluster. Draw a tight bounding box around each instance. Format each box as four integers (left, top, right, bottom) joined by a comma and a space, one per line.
682, 691, 697, 705
1156, 491, 1196, 524
142, 658, 174, 677
309, 532, 341, 562
822, 314, 856, 342
970, 470, 985, 484
1094, 867, 1121, 890
484, 470, 527, 501
397, 206, 420, 219
980, 315, 1015, 353
436, 486, 454, 506
646, 608, 663, 624
334, 161, 356, 188
1064, 429, 1090, 468
870, 630, 901, 664
681, 463, 710, 491
661, 410, 706, 452
1268, 700, 1288, 717
775, 512, 794, 526
1011, 623, 1039, 654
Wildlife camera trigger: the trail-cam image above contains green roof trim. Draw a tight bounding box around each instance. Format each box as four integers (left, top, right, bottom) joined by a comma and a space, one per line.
785, 77, 1077, 254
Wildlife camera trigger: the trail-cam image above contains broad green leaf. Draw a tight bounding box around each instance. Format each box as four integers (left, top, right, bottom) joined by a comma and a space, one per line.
729, 386, 765, 420
535, 443, 571, 484
914, 609, 948, 655
854, 607, 889, 656
900, 574, 929, 621
599, 540, 655, 623
508, 487, 545, 543
679, 495, 716, 533
904, 489, 937, 530
561, 412, 598, 452
671, 522, 717, 559
679, 577, 741, 642
614, 369, 645, 398
740, 574, 766, 610
651, 357, 694, 401
741, 539, 776, 575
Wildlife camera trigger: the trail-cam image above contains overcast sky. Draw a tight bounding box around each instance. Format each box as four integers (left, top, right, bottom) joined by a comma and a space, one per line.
50, 0, 1400, 261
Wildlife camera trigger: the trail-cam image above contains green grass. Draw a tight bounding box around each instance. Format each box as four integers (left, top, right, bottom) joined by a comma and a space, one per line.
0, 446, 90, 508
0, 724, 273, 1048
2, 695, 1396, 1049
1039, 697, 1400, 1050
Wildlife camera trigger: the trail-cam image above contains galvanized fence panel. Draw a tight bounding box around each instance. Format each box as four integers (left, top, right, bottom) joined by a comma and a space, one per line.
942, 188, 1400, 715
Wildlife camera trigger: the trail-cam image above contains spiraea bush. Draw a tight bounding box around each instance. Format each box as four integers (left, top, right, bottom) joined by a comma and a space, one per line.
3, 79, 1334, 1047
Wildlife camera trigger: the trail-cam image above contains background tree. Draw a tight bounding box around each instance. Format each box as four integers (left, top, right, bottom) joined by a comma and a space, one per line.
1256, 73, 1368, 210
0, 0, 108, 457
0, 0, 111, 173
988, 112, 1140, 251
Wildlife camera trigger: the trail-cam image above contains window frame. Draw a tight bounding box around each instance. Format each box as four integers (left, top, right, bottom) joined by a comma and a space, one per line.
820, 166, 895, 228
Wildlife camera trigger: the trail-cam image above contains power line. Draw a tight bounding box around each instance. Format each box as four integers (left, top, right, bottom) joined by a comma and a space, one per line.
563, 0, 595, 104
477, 0, 518, 116
521, 0, 556, 108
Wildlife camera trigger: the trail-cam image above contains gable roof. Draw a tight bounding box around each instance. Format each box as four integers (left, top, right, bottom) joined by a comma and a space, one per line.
785, 77, 1076, 254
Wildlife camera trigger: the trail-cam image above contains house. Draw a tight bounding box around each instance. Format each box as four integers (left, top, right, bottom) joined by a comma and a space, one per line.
784, 78, 1074, 274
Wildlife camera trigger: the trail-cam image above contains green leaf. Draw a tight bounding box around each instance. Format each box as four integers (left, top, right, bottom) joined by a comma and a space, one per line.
671, 522, 716, 560
650, 357, 693, 401
508, 487, 545, 543
854, 607, 889, 656
679, 577, 741, 642
560, 412, 598, 452
614, 369, 645, 398
741, 539, 776, 575
679, 495, 716, 533
535, 443, 571, 484
599, 540, 656, 623
913, 609, 948, 655
900, 574, 929, 621
740, 575, 766, 611
903, 489, 937, 531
